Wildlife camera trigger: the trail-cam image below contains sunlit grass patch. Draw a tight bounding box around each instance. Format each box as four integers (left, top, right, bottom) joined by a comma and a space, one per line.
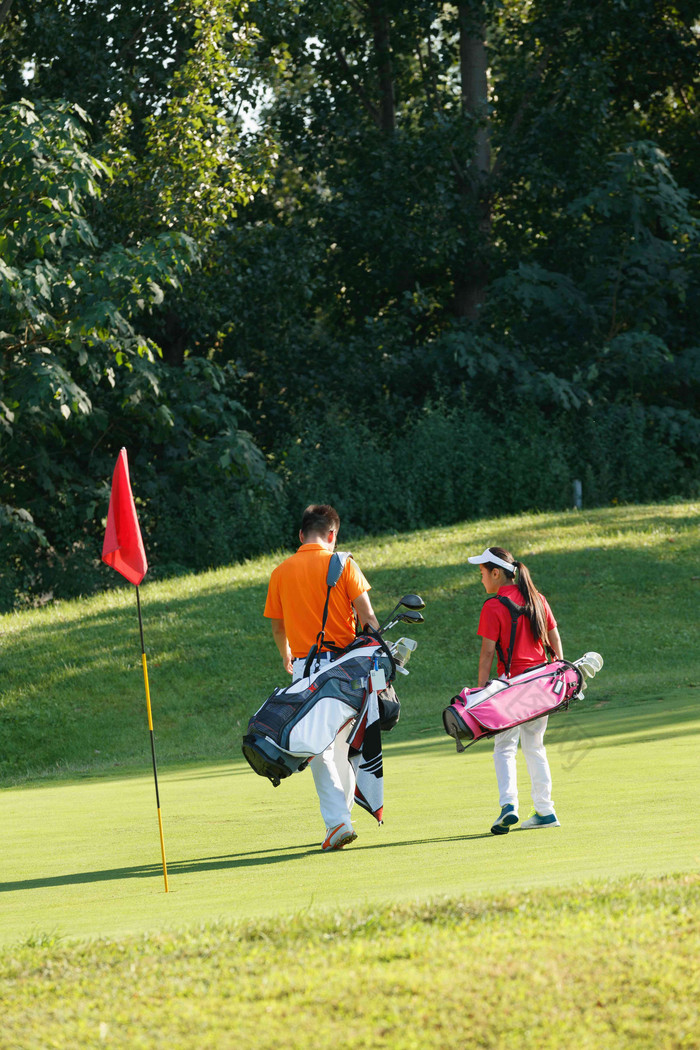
2, 874, 698, 1049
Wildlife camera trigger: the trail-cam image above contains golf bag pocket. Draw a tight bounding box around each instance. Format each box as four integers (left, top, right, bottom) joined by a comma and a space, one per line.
443, 660, 584, 752
443, 679, 509, 752
286, 696, 357, 755
378, 684, 401, 732
246, 684, 318, 745
241, 734, 309, 788
442, 698, 473, 752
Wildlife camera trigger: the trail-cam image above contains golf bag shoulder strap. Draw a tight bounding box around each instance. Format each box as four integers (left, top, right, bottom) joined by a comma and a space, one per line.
484, 594, 526, 678
327, 550, 353, 587
304, 551, 354, 677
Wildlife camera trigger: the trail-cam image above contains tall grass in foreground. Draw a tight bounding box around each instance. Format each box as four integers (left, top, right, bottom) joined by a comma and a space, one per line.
2, 501, 698, 784
2, 873, 698, 1049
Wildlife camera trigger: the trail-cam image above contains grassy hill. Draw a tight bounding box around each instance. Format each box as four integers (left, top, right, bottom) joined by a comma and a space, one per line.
2, 501, 698, 782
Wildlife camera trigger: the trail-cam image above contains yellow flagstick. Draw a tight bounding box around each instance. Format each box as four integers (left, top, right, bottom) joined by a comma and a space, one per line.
136, 585, 169, 893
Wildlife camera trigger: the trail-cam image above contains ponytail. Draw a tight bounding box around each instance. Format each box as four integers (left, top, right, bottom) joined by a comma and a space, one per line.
484, 547, 548, 643
514, 560, 548, 643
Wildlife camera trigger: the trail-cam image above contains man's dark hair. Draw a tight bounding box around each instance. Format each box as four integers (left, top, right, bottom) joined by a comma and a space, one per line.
300, 504, 340, 539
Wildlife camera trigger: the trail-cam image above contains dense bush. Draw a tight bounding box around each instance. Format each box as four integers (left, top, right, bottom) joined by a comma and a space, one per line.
2, 394, 697, 612
278, 400, 698, 541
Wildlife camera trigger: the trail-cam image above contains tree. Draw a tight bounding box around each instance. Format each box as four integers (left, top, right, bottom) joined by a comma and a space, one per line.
0, 98, 275, 608
1, 1, 698, 602
1, 0, 273, 366
0, 0, 196, 130
237, 1, 698, 402
0, 99, 189, 598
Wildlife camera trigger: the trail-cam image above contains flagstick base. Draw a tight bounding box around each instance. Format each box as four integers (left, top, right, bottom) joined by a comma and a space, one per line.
156, 807, 169, 893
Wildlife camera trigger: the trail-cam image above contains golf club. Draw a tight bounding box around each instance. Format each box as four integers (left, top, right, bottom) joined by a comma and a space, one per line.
381, 593, 425, 628
397, 593, 425, 610
379, 608, 425, 633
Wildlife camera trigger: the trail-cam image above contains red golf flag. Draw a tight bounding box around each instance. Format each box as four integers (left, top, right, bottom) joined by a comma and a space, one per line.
102, 448, 148, 586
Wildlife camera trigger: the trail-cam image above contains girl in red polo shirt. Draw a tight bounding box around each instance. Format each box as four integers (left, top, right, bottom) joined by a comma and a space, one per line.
467, 546, 564, 835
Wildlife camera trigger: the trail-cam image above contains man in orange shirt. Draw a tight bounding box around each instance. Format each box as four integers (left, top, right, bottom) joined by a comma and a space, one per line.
264, 504, 379, 850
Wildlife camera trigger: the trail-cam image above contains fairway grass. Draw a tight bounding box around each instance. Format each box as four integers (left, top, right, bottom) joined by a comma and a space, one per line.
2, 500, 699, 785
2, 689, 698, 948
2, 719, 699, 1050
1, 501, 699, 1047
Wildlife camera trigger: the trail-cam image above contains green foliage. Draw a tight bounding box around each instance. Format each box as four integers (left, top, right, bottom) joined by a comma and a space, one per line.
280, 402, 698, 541
137, 357, 287, 572
230, 1, 699, 451
0, 502, 48, 611
573, 404, 700, 504
99, 4, 269, 249
0, 99, 185, 598
0, 99, 278, 609
0, 0, 258, 138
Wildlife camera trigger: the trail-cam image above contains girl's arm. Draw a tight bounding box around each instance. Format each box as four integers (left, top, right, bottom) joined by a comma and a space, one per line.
547, 626, 563, 660
478, 636, 497, 687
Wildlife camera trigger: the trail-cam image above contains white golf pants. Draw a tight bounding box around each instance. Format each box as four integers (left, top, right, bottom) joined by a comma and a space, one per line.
309, 719, 356, 829
493, 715, 554, 816
292, 655, 356, 830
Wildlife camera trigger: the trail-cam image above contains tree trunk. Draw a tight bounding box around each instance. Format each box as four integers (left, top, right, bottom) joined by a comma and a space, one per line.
0, 0, 14, 27
454, 2, 491, 319
369, 0, 395, 134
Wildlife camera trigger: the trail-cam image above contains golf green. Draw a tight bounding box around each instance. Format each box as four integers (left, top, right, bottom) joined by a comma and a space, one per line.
2, 693, 697, 948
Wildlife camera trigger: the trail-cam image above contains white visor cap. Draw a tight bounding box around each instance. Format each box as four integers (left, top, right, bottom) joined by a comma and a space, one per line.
467, 548, 516, 574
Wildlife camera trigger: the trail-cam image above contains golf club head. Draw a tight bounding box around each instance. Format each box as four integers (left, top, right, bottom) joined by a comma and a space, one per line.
391, 636, 418, 668
573, 651, 604, 679
398, 593, 425, 611
379, 596, 426, 633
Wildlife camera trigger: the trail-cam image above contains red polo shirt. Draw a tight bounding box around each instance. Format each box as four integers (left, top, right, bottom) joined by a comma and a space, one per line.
478, 584, 557, 677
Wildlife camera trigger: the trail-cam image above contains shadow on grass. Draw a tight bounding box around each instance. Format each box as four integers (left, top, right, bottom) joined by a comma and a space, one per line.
0, 833, 493, 894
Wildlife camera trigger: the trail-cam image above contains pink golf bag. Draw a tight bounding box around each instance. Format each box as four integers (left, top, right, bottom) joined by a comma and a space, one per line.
443, 653, 603, 752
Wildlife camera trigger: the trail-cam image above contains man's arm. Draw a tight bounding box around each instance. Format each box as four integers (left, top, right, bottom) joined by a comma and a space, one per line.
270, 618, 293, 675
353, 590, 380, 632
478, 636, 497, 687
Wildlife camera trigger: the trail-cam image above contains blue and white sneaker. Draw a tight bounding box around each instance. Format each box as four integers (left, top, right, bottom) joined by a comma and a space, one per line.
520, 809, 560, 829
490, 804, 519, 835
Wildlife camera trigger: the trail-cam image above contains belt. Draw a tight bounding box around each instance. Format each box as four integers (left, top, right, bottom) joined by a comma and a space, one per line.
294, 651, 334, 664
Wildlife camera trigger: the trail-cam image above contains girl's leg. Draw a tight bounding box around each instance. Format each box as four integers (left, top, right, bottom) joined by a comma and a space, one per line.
493, 726, 520, 809
519, 715, 554, 815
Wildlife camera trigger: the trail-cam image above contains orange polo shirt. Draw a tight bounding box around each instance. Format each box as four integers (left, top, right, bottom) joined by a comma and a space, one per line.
264, 544, 370, 658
